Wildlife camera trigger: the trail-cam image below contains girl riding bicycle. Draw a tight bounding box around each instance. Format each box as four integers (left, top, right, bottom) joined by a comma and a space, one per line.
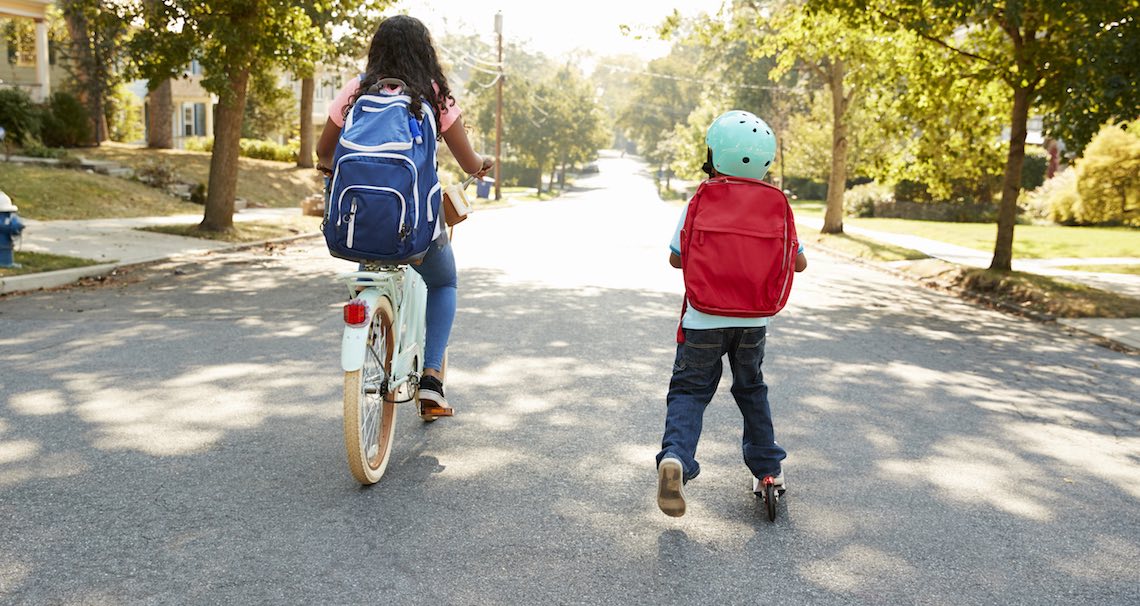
316, 15, 492, 416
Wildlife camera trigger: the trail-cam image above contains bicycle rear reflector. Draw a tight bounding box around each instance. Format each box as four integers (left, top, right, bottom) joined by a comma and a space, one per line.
343, 300, 369, 327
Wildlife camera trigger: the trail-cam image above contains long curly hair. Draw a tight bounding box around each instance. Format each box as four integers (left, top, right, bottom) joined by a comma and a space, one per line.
345, 15, 454, 140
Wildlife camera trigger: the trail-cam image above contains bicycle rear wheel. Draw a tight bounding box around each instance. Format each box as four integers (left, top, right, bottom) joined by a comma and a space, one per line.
344, 297, 398, 485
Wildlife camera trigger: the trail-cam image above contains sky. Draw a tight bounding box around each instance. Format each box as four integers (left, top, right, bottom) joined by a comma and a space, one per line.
391, 0, 728, 64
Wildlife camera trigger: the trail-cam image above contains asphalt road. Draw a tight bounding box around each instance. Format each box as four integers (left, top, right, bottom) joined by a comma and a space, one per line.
2, 153, 1138, 605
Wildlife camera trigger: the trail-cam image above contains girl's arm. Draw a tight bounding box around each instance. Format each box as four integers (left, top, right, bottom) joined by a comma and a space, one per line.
442, 116, 492, 177
315, 118, 340, 175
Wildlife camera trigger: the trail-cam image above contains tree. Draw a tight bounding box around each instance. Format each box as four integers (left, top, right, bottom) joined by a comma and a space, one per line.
755, 2, 910, 234
817, 0, 1140, 269
129, 1, 325, 232
292, 2, 386, 169
58, 0, 129, 145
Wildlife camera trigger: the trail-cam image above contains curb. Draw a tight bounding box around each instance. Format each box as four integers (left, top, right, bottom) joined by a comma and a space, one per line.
0, 231, 321, 296
806, 239, 1136, 354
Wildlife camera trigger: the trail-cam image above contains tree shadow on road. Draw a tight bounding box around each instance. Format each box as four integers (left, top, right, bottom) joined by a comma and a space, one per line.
0, 246, 1137, 604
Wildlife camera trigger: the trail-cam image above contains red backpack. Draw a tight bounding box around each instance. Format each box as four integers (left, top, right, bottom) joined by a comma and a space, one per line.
678, 176, 798, 340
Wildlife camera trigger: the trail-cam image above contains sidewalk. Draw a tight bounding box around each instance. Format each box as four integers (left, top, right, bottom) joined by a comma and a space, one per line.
1, 208, 315, 295
797, 217, 1140, 351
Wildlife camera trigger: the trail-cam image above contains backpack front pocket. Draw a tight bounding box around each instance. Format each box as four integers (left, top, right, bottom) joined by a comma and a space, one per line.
338, 185, 409, 257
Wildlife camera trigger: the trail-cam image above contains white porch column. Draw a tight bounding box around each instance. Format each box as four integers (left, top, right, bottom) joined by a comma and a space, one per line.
34, 18, 50, 102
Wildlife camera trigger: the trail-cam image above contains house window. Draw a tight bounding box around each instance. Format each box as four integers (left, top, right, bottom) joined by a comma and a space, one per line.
187, 59, 203, 76
6, 21, 36, 67
182, 103, 207, 136
183, 104, 194, 136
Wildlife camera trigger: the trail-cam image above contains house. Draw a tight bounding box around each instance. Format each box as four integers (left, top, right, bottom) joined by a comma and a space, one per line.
127, 59, 218, 148
0, 0, 58, 102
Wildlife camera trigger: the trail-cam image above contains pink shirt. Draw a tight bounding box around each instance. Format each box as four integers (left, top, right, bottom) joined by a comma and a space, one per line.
327, 78, 461, 132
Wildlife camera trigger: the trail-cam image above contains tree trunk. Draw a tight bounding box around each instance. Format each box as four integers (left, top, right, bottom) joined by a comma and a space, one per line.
297, 76, 315, 168
201, 68, 251, 232
62, 6, 99, 145
147, 79, 173, 149
535, 158, 546, 193
548, 163, 556, 191
822, 61, 848, 235
990, 85, 1032, 271
558, 160, 566, 187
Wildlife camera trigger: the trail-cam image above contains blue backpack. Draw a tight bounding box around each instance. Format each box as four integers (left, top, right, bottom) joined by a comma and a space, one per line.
324, 78, 442, 264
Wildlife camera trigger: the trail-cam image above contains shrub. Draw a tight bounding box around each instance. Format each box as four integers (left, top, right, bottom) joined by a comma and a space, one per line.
184, 137, 213, 152
238, 138, 297, 162
136, 157, 179, 189
18, 144, 66, 159
109, 84, 144, 143
40, 92, 92, 148
783, 176, 827, 200
0, 87, 42, 157
844, 182, 892, 217
182, 137, 297, 162
1021, 146, 1048, 191
189, 182, 207, 205
1075, 120, 1140, 226
1024, 167, 1081, 224
893, 179, 931, 203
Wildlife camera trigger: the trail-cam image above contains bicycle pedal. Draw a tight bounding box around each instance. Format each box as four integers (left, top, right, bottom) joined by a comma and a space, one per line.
419, 404, 454, 418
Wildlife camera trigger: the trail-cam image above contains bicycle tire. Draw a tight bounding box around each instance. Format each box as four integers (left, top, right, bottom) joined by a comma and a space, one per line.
344, 297, 398, 485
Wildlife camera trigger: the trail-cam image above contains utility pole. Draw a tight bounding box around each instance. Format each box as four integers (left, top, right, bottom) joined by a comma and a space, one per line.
494, 11, 503, 201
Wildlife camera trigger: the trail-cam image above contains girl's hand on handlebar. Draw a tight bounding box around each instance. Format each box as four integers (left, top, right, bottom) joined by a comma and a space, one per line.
474, 155, 494, 179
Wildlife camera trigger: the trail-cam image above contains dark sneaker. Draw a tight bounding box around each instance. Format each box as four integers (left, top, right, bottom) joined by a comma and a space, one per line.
417, 375, 453, 419
753, 472, 786, 496
657, 457, 686, 517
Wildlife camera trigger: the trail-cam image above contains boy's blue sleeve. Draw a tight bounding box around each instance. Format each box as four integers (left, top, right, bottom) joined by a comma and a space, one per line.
669, 204, 689, 256
798, 243, 804, 254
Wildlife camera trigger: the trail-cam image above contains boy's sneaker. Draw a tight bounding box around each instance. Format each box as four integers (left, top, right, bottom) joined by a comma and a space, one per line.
417, 375, 453, 418
753, 472, 786, 496
657, 457, 686, 517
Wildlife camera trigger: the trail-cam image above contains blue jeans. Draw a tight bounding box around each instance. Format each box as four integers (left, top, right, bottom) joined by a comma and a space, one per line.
408, 234, 456, 371
657, 327, 786, 482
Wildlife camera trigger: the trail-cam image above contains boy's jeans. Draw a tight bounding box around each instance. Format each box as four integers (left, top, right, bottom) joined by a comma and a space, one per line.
657, 326, 787, 483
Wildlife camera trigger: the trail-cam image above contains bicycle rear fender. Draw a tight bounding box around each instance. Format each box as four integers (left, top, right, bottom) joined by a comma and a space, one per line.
341, 288, 387, 372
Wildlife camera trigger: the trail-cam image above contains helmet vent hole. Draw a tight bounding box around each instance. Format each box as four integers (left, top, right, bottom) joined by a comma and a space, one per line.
742, 157, 750, 164
766, 130, 771, 135
739, 120, 745, 123
764, 160, 771, 166
753, 128, 757, 132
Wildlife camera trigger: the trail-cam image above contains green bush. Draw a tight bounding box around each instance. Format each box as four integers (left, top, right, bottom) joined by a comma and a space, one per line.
844, 182, 893, 217
181, 137, 297, 162
0, 87, 42, 156
184, 136, 213, 152
40, 92, 92, 148
1024, 168, 1080, 224
1021, 146, 1048, 191
137, 157, 179, 189
783, 176, 827, 200
18, 144, 66, 159
239, 138, 297, 162
1075, 120, 1140, 226
110, 84, 144, 143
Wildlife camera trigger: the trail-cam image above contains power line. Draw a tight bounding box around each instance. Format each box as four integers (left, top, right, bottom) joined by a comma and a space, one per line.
594, 62, 787, 92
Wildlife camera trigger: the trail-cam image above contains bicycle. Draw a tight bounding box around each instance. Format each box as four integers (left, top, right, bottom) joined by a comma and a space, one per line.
337, 176, 476, 485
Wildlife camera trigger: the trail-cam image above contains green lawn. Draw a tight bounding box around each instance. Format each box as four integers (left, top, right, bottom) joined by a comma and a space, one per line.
1059, 264, 1140, 276
790, 201, 1138, 259
0, 162, 197, 220
0, 251, 103, 277
139, 216, 321, 242
80, 143, 324, 210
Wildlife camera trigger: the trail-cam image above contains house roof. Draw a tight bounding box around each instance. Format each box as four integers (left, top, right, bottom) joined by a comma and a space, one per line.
0, 1, 53, 20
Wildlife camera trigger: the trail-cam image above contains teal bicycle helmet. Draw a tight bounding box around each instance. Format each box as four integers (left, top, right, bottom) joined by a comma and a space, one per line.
705, 110, 777, 180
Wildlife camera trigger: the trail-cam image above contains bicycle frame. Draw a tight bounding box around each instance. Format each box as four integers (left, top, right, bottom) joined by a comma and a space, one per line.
339, 267, 427, 393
